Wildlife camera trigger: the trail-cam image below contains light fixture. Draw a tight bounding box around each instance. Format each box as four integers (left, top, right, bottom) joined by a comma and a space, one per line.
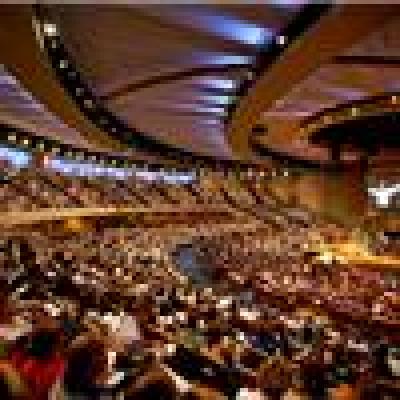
59, 60, 68, 69
277, 35, 286, 46
43, 22, 58, 37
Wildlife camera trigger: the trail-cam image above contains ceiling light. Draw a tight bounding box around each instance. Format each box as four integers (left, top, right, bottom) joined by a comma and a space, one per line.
277, 35, 286, 46
59, 60, 68, 69
351, 107, 358, 117
200, 95, 231, 105
203, 53, 251, 65
201, 78, 237, 91
43, 23, 58, 37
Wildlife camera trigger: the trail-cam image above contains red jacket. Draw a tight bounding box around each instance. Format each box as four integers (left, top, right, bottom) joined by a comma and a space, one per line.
10, 349, 65, 400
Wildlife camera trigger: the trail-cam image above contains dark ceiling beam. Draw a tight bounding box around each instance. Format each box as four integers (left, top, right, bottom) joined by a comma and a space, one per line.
0, 5, 126, 153
311, 112, 400, 150
334, 55, 400, 67
300, 91, 400, 127
228, 4, 400, 159
101, 64, 247, 102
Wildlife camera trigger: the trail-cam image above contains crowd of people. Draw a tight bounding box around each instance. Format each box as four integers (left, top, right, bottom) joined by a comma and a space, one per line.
0, 158, 398, 399
0, 161, 229, 213
0, 219, 398, 399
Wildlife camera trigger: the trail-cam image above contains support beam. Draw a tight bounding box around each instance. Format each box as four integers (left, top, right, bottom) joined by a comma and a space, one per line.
228, 4, 400, 159
0, 5, 125, 152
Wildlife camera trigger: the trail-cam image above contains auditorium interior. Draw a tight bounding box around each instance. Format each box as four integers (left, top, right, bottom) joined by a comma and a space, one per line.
0, 3, 399, 400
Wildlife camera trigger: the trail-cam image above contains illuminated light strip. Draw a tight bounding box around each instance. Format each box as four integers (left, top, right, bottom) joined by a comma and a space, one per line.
199, 78, 238, 91
301, 95, 400, 139
199, 95, 232, 105
49, 157, 196, 183
159, 7, 272, 45
0, 145, 31, 167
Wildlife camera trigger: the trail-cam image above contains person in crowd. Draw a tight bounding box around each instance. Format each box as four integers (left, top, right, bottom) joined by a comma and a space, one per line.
62, 336, 115, 400
8, 327, 66, 400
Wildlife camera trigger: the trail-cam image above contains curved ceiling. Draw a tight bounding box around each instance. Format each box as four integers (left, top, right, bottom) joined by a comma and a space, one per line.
44, 3, 306, 158
229, 5, 400, 163
0, 4, 398, 167
0, 64, 102, 151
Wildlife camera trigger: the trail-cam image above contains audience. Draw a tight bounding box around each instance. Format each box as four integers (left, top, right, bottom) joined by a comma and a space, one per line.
0, 160, 397, 398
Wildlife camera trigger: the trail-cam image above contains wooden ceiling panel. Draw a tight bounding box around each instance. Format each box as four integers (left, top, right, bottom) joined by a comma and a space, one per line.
344, 16, 400, 58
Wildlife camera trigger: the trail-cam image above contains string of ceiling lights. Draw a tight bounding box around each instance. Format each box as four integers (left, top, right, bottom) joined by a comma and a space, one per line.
30, 6, 341, 174
32, 6, 239, 169
0, 123, 194, 176
300, 93, 400, 140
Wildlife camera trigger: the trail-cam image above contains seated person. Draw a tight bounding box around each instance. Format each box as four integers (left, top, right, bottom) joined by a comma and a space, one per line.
8, 328, 66, 400
63, 338, 119, 400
